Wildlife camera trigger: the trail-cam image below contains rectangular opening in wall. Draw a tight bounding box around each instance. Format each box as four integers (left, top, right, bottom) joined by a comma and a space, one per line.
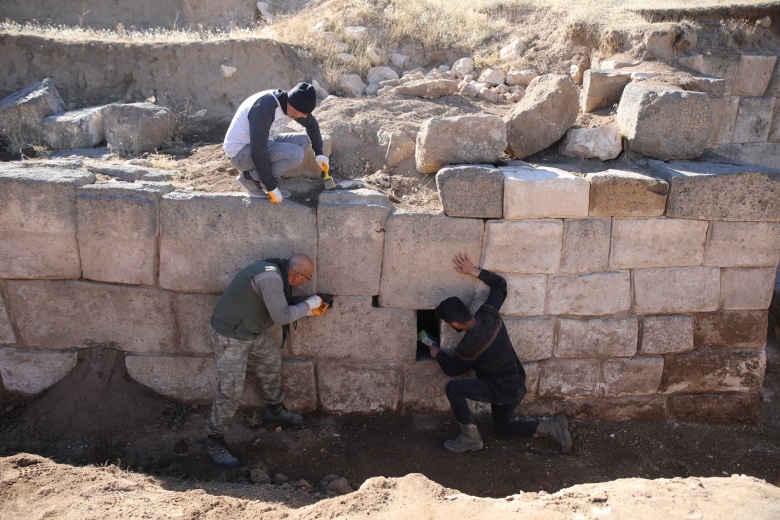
416, 309, 440, 361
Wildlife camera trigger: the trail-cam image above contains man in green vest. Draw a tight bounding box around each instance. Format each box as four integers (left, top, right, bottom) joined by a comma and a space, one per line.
205, 253, 327, 468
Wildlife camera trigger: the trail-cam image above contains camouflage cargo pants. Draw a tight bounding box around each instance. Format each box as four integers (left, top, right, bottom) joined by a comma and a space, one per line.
206, 325, 285, 437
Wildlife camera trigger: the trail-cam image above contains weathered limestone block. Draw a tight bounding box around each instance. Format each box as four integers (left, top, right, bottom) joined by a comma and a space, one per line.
560, 218, 611, 273
282, 134, 333, 178
290, 296, 415, 362
640, 315, 694, 354
500, 274, 546, 316
580, 69, 631, 113
0, 348, 77, 395
523, 362, 541, 395
732, 96, 776, 143
704, 221, 780, 267
708, 96, 740, 146
76, 182, 174, 286
0, 295, 17, 345
172, 292, 220, 356
415, 115, 507, 174
42, 106, 104, 150
451, 58, 476, 78
669, 394, 759, 423
126, 354, 214, 404
316, 189, 393, 296
731, 55, 777, 96
102, 102, 174, 154
617, 83, 713, 160
504, 74, 579, 158
610, 218, 708, 268
548, 271, 631, 316
661, 348, 766, 394
377, 129, 415, 166
770, 100, 780, 142
694, 310, 768, 348
505, 317, 554, 362
634, 267, 720, 314
280, 359, 318, 413
648, 160, 780, 221
159, 192, 317, 293
317, 362, 399, 413
738, 143, 780, 170
436, 165, 504, 218
721, 267, 777, 310
602, 356, 664, 397
87, 164, 161, 182
378, 214, 483, 309
6, 280, 177, 354
556, 317, 638, 357
482, 219, 563, 274
367, 66, 399, 85
402, 359, 454, 413
0, 167, 95, 279
395, 79, 459, 99
502, 164, 589, 219
523, 396, 667, 421
559, 126, 622, 161
586, 170, 668, 217
538, 358, 601, 397
0, 78, 65, 145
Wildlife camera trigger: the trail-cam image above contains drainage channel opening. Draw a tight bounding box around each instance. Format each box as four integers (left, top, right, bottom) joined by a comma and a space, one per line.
416, 309, 440, 360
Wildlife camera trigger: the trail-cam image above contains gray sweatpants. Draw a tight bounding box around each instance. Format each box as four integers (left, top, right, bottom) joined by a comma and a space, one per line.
229, 133, 310, 183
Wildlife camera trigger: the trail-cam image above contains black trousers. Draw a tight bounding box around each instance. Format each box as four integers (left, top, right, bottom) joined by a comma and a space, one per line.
445, 378, 539, 438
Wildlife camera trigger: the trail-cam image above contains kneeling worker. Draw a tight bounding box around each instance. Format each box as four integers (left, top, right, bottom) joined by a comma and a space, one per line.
429, 252, 572, 454
205, 254, 328, 468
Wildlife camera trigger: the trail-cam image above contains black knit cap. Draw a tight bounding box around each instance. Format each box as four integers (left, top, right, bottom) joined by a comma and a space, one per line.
287, 82, 317, 114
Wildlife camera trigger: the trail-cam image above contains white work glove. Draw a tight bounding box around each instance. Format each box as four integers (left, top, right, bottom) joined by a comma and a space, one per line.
268, 187, 283, 203
315, 155, 329, 172
305, 295, 323, 316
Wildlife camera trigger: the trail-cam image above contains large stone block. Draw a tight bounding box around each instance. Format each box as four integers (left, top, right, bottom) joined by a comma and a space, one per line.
76, 182, 173, 286
502, 164, 589, 219
560, 218, 611, 273
586, 170, 668, 217
610, 218, 708, 268
580, 69, 631, 113
402, 359, 454, 413
694, 310, 768, 348
102, 102, 174, 154
602, 356, 664, 397
704, 221, 780, 266
378, 214, 483, 309
0, 347, 77, 395
640, 315, 694, 354
617, 83, 712, 160
0, 166, 95, 279
280, 359, 318, 413
634, 267, 720, 314
436, 165, 504, 218
172, 292, 220, 356
538, 358, 601, 397
482, 220, 563, 274
648, 160, 780, 221
159, 192, 317, 293
721, 266, 777, 310
738, 143, 780, 170
289, 296, 416, 363
395, 79, 460, 99
42, 106, 104, 150
732, 96, 776, 143
522, 396, 667, 421
559, 127, 622, 161
661, 347, 766, 394
500, 274, 546, 316
668, 394, 759, 423
708, 96, 740, 146
126, 354, 214, 404
548, 271, 631, 316
316, 189, 393, 296
415, 115, 507, 174
317, 362, 399, 413
6, 280, 177, 354
556, 317, 638, 357
770, 99, 780, 142
0, 78, 65, 146
505, 317, 554, 362
0, 293, 16, 345
523, 361, 541, 396
731, 55, 777, 96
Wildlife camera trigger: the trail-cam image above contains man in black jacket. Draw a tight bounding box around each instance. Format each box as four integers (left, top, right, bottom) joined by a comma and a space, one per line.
429, 252, 572, 453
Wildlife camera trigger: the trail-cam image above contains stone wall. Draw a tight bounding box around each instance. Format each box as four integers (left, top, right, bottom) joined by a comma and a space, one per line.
1, 159, 778, 423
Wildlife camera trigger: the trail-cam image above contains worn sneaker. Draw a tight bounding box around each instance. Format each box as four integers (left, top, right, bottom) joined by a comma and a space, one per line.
262, 187, 292, 198
444, 423, 483, 453
261, 403, 303, 427
235, 172, 266, 197
538, 416, 572, 454
206, 436, 241, 468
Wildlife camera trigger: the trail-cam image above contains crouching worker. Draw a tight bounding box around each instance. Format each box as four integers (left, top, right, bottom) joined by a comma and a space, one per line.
205, 253, 329, 468
429, 252, 572, 454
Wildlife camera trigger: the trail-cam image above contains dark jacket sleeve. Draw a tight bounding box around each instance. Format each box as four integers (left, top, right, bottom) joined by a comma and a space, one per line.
295, 114, 324, 156
247, 96, 279, 191
435, 350, 472, 377
479, 269, 507, 311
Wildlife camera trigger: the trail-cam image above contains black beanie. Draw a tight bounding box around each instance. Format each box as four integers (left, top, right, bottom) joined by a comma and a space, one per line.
287, 82, 317, 114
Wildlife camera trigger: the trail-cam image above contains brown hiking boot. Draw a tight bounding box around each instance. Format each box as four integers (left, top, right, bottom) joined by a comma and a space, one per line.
444, 423, 484, 453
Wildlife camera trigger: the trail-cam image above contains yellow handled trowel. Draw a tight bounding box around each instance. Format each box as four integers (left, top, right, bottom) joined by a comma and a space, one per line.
321, 162, 336, 190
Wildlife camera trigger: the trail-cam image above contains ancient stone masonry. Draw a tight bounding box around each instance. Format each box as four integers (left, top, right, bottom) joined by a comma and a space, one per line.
1, 157, 778, 423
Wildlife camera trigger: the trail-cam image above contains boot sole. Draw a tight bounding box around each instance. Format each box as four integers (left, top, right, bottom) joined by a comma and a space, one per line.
444, 442, 484, 453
